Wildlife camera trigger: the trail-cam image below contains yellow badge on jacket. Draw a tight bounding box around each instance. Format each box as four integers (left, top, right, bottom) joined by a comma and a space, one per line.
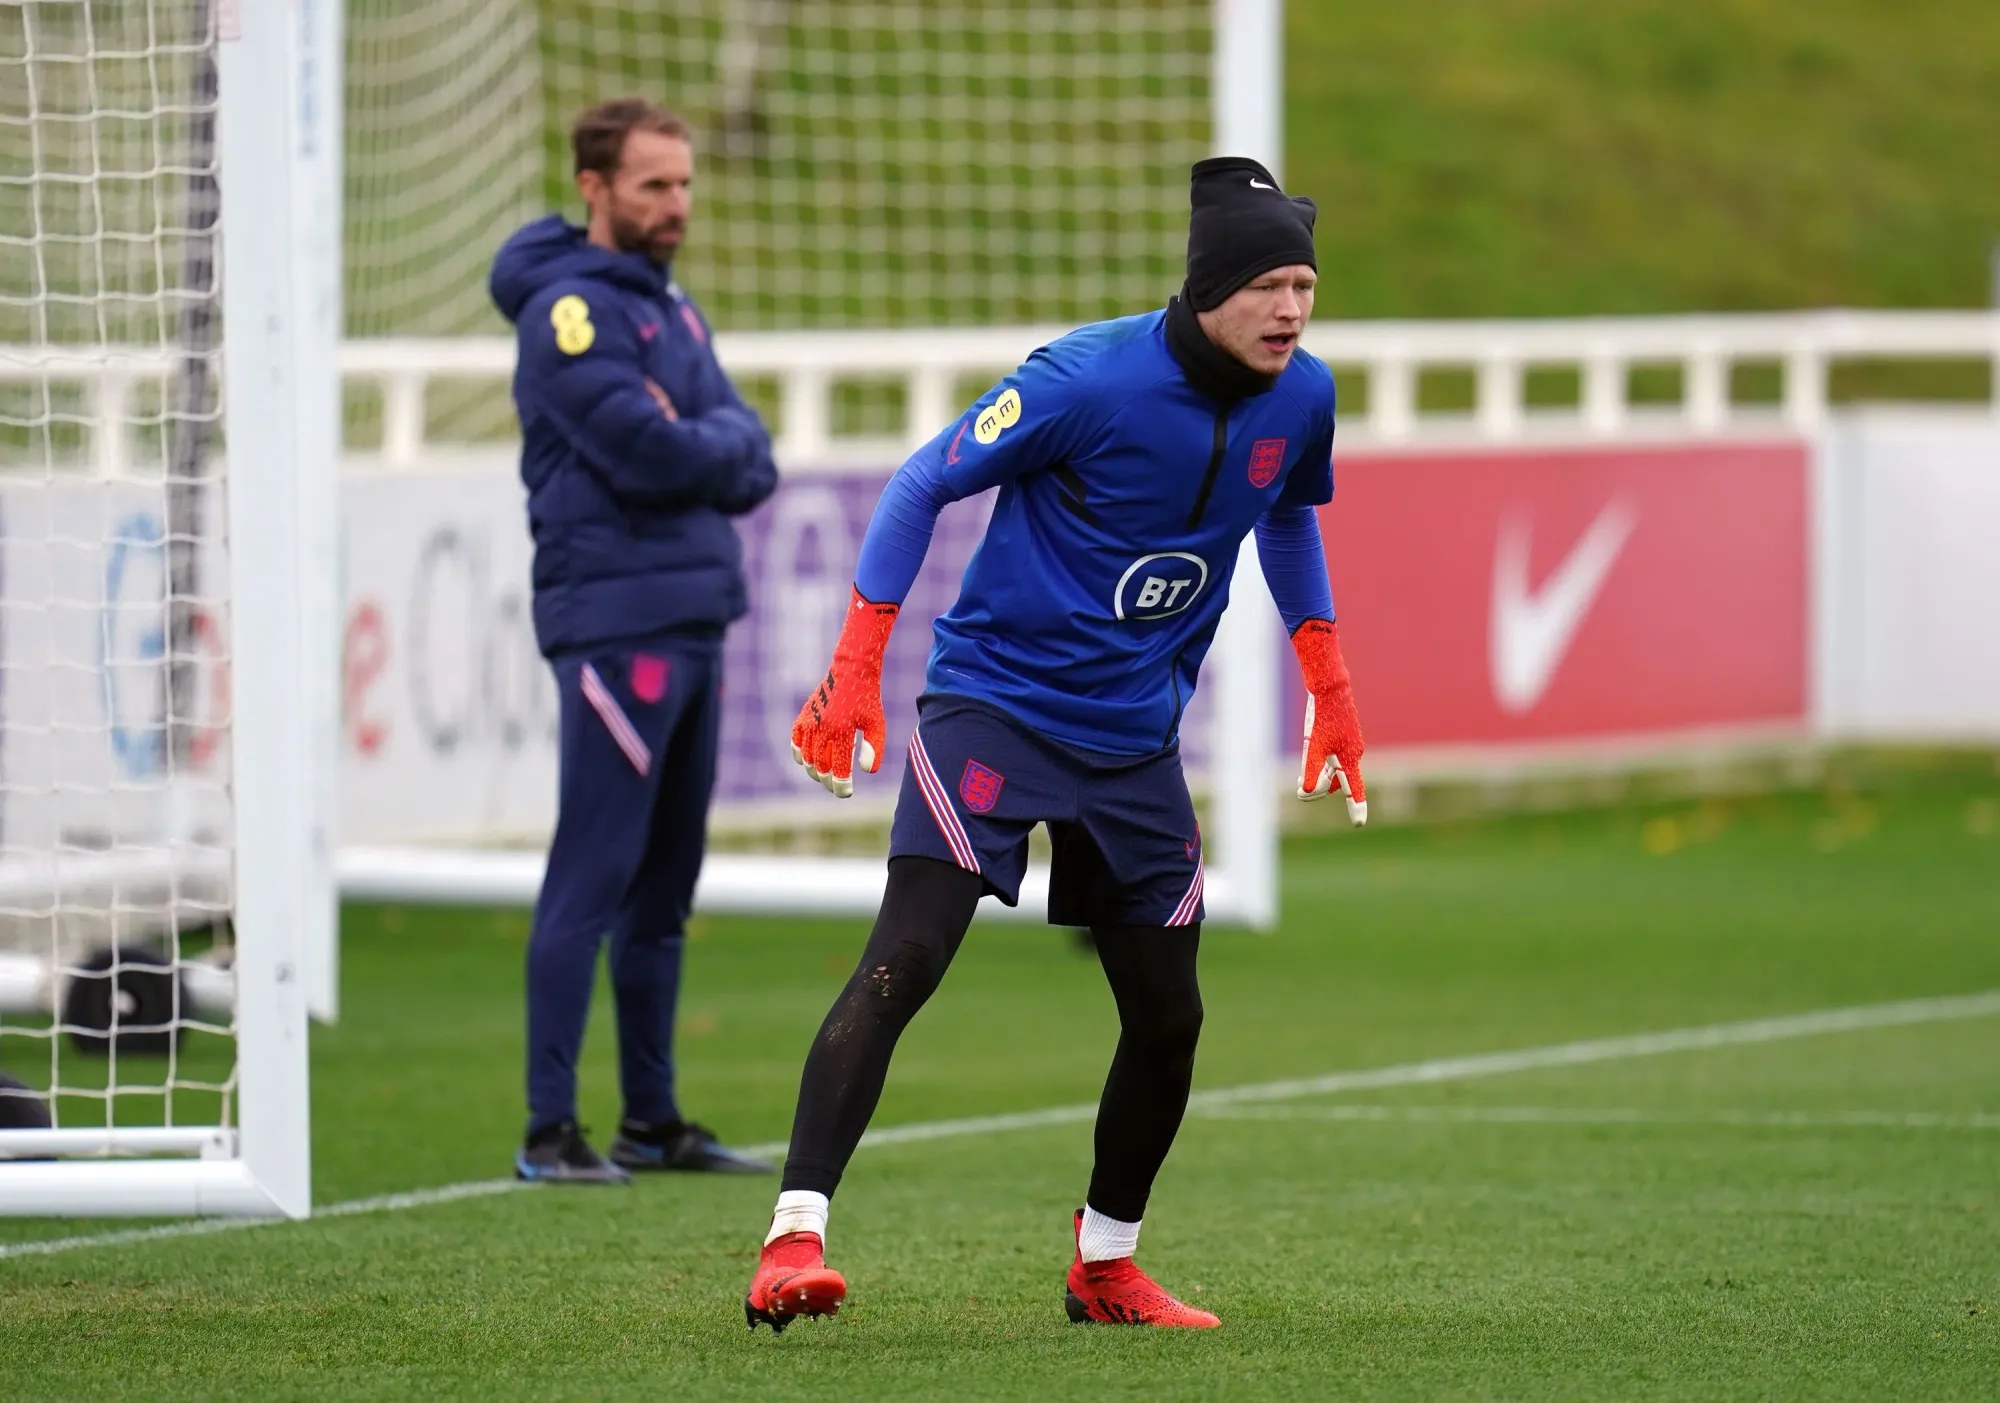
551, 294, 595, 355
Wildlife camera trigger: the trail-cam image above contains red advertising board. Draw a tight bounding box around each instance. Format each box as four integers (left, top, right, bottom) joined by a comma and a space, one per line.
1319, 440, 1809, 747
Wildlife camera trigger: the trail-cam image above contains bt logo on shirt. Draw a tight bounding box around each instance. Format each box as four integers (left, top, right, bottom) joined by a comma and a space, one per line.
1114, 552, 1209, 621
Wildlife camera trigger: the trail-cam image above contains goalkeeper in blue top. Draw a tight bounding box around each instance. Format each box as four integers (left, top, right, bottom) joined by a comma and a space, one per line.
744, 158, 1370, 1332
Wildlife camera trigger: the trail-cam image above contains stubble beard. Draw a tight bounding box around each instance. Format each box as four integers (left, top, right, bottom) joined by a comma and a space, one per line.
610, 207, 685, 266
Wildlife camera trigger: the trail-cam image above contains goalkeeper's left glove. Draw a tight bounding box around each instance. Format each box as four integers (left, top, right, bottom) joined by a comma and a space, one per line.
790, 586, 899, 798
1292, 617, 1368, 826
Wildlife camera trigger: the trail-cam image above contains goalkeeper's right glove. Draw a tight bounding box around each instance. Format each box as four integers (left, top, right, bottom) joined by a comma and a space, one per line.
791, 586, 899, 798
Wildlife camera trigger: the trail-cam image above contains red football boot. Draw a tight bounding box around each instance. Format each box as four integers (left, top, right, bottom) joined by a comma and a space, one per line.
745, 1231, 847, 1333
1063, 1209, 1220, 1328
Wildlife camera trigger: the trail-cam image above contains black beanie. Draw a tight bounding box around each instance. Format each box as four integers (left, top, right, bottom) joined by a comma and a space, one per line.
1184, 156, 1318, 312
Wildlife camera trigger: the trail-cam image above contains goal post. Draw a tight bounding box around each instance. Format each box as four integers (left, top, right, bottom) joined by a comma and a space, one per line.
0, 0, 313, 1218
215, 0, 313, 1220
1209, 0, 1285, 930
295, 0, 345, 1026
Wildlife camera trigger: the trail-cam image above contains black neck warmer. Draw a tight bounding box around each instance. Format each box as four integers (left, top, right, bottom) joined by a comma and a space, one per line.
1165, 289, 1279, 402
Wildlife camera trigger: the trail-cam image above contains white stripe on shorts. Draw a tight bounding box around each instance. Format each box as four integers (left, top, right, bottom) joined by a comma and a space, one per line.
1167, 863, 1204, 927
908, 726, 980, 873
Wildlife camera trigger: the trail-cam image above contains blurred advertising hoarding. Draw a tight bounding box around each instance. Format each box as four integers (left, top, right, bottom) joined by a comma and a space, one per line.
335, 460, 1020, 844
331, 439, 1816, 846
21, 423, 1993, 852
1318, 440, 1813, 751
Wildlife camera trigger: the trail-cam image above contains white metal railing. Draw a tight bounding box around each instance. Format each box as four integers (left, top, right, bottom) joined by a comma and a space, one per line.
5, 310, 1999, 473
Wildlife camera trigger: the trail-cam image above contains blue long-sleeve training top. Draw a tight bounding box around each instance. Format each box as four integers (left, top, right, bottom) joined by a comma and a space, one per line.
852, 308, 1339, 755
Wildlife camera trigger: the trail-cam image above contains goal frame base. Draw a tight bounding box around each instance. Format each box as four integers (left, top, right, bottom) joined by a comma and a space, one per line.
337, 848, 1265, 925
0, 1158, 297, 1218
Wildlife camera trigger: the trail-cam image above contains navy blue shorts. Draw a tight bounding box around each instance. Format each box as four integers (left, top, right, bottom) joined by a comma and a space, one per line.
889, 694, 1205, 927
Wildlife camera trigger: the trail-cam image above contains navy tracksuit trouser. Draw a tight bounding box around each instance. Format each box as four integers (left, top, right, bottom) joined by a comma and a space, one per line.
525, 633, 721, 1135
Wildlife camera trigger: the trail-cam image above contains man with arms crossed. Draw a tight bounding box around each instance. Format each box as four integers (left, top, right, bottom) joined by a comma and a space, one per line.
489, 100, 776, 1182
744, 158, 1369, 1328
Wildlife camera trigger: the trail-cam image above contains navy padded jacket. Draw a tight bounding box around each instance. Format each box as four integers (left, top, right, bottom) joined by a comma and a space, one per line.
490, 216, 778, 656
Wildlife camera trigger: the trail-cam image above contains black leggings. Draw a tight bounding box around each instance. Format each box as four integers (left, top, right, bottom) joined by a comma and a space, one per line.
781, 855, 1203, 1223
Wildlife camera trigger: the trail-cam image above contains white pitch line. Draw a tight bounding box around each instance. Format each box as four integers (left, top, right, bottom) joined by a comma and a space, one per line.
4, 987, 1996, 1264
1175, 988, 2000, 1110
0, 1178, 523, 1261
781, 986, 2000, 1153
1194, 1104, 2000, 1130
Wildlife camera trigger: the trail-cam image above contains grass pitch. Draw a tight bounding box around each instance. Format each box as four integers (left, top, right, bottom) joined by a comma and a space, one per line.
2, 754, 1998, 1400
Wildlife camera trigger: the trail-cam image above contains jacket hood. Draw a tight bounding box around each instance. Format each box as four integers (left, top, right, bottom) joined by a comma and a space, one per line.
489, 215, 672, 323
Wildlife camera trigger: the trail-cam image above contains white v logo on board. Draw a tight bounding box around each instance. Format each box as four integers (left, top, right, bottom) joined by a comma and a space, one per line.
1489, 500, 1639, 714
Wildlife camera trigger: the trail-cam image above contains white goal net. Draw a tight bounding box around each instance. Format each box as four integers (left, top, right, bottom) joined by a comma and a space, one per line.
342, 0, 1213, 441
0, 0, 310, 1216
346, 1, 1211, 336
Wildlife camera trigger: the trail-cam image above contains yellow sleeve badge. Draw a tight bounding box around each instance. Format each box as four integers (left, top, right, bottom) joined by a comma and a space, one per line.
550, 294, 596, 355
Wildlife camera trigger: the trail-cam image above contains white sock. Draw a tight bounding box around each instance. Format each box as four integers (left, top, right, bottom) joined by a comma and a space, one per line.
765, 1189, 829, 1247
1078, 1205, 1141, 1263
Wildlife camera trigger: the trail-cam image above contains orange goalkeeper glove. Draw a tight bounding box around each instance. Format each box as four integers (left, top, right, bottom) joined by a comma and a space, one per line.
791, 587, 900, 798
1292, 618, 1368, 826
